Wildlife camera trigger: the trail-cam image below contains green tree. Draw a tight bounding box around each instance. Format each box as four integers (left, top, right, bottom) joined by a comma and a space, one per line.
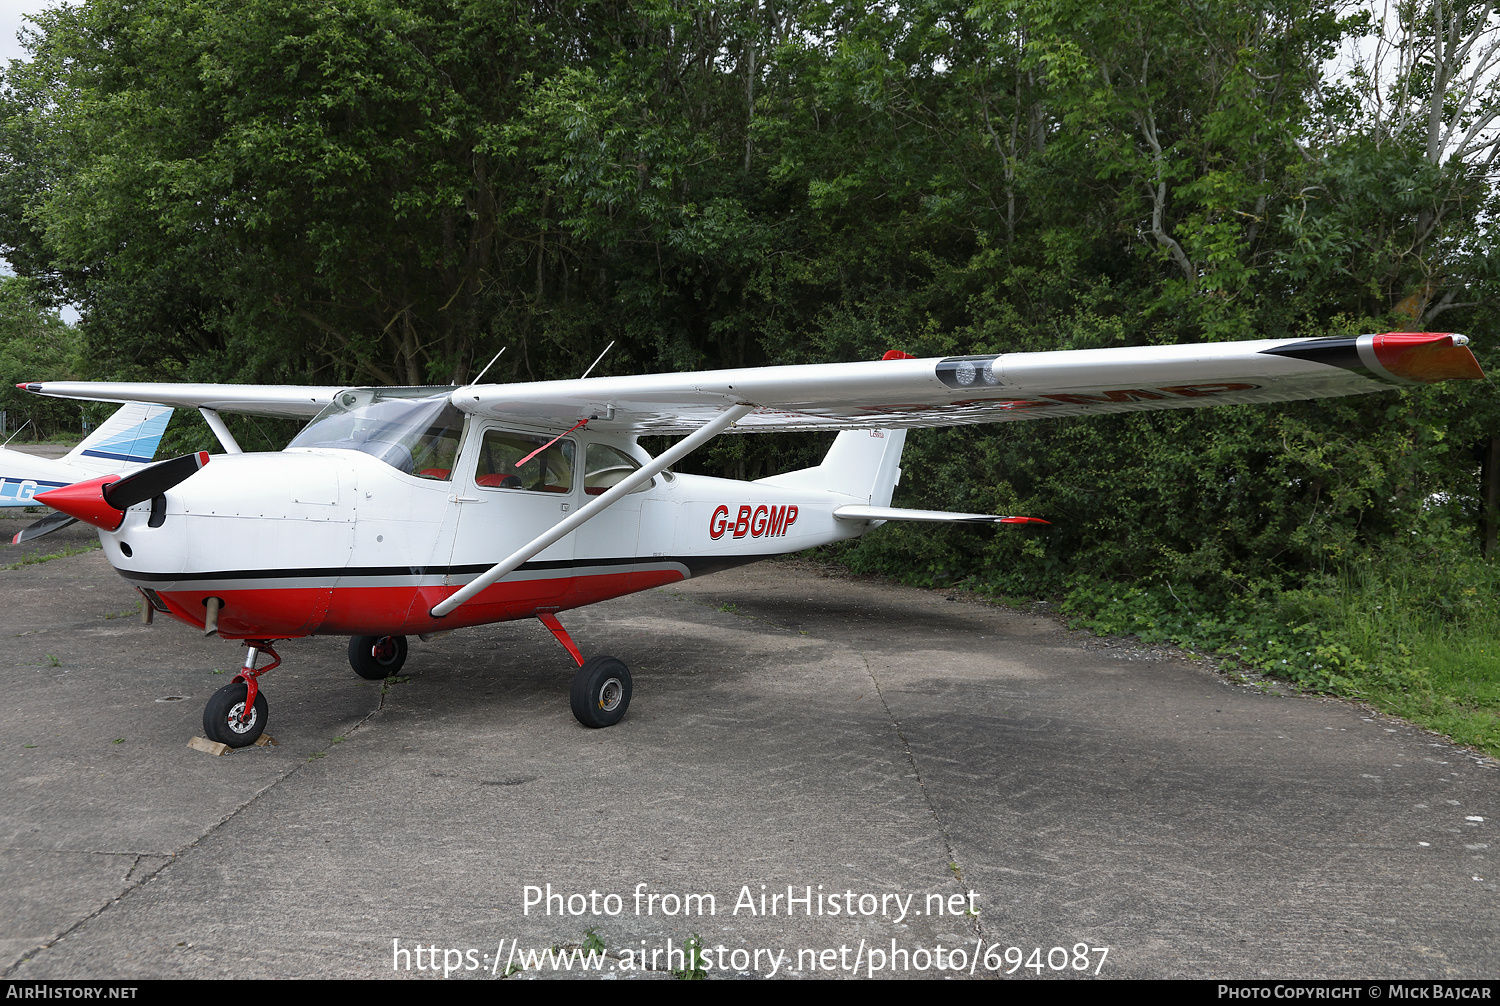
1, 0, 1495, 589
0, 276, 81, 439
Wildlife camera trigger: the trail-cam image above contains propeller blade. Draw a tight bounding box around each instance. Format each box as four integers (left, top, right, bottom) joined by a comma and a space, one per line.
103, 452, 210, 510
10, 510, 79, 545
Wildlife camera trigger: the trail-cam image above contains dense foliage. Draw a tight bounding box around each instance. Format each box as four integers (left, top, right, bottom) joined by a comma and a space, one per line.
0, 276, 82, 438
2, 2, 1498, 699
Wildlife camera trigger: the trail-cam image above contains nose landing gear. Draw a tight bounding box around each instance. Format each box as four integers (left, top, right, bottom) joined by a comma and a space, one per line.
202, 641, 281, 748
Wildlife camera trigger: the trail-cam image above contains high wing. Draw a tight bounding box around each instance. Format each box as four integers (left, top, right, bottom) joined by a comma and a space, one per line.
18, 332, 1485, 435
16, 381, 344, 417
454, 332, 1485, 433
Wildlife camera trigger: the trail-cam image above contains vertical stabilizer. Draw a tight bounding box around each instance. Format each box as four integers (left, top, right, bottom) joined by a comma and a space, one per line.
755, 428, 907, 504
2, 402, 174, 509
62, 403, 173, 473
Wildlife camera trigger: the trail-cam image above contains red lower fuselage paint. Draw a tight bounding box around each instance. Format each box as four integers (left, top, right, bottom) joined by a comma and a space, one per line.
108, 449, 862, 642
139, 563, 694, 639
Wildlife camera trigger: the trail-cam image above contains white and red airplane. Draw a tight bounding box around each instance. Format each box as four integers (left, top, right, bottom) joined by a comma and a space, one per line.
5, 332, 1484, 745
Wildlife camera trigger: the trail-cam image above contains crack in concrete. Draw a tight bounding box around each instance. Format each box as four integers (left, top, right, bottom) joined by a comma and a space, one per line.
2, 675, 391, 977
855, 651, 983, 942
0, 849, 159, 857
1, 852, 172, 976
664, 584, 983, 940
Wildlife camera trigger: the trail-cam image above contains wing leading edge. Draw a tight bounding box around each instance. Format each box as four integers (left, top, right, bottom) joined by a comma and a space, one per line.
18, 332, 1483, 433
16, 381, 345, 418
452, 332, 1484, 434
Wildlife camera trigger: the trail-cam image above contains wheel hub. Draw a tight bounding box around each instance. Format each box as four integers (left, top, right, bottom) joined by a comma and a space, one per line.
598, 677, 622, 712
226, 702, 258, 734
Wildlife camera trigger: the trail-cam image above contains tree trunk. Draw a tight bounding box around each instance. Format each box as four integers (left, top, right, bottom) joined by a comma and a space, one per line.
1485, 435, 1500, 557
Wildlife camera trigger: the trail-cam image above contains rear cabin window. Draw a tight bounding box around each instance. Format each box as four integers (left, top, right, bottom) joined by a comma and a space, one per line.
475, 431, 574, 494
583, 443, 652, 495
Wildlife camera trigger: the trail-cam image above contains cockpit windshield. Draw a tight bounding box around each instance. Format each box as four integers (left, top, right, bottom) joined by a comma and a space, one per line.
288, 387, 464, 479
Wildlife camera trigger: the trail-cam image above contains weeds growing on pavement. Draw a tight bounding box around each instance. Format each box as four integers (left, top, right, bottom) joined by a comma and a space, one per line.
1057, 555, 1500, 756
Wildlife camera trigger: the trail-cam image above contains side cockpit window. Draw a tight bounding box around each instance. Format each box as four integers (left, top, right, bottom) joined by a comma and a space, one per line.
475, 430, 574, 493
411, 421, 462, 481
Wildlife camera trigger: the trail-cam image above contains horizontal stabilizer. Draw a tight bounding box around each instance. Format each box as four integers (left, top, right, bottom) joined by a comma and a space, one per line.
832, 505, 1049, 525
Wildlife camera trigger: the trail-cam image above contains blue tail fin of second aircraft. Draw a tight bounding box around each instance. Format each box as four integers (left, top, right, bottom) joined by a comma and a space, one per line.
62, 403, 173, 472
1, 403, 174, 509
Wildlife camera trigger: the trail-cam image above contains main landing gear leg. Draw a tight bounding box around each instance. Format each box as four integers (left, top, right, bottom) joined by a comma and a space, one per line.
202, 641, 281, 748
537, 611, 632, 729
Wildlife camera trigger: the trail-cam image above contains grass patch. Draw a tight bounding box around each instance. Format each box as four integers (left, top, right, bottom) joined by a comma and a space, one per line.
3, 541, 101, 570
670, 934, 707, 980
3, 433, 85, 446
1057, 557, 1500, 758
1325, 565, 1500, 754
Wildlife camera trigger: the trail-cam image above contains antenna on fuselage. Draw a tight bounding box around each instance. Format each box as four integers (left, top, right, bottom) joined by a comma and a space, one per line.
470, 346, 507, 385
580, 341, 615, 379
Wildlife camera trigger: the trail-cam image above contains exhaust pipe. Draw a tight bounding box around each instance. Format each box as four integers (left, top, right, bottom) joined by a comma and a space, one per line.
203, 596, 222, 636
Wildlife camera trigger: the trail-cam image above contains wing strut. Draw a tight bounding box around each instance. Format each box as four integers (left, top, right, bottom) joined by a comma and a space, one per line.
199, 408, 243, 454
430, 403, 755, 618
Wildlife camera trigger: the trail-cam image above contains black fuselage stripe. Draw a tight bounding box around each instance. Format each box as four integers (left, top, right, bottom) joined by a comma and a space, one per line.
114, 554, 764, 583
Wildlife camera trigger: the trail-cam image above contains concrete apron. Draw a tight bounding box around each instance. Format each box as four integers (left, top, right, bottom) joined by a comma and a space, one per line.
0, 550, 1494, 979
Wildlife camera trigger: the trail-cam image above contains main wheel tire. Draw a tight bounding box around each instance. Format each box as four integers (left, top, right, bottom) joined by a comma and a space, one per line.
348, 634, 408, 680
202, 682, 268, 748
570, 655, 632, 728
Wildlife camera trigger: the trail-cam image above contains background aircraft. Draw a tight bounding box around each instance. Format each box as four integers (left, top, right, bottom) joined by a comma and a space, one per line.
1, 402, 173, 541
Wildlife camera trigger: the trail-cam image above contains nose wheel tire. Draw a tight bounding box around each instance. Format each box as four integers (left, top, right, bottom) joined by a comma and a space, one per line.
570, 655, 632, 728
202, 682, 268, 748
348, 635, 408, 679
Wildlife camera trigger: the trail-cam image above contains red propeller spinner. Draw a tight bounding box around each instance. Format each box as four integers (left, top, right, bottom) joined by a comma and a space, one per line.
34, 452, 210, 530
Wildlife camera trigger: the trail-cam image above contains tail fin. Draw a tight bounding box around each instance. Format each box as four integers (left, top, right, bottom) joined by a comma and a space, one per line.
1, 402, 174, 508
755, 429, 907, 505
62, 403, 173, 474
